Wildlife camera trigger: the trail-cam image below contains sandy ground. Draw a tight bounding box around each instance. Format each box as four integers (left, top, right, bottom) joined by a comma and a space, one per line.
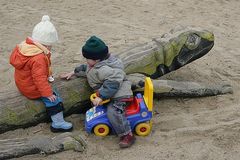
0, 0, 240, 159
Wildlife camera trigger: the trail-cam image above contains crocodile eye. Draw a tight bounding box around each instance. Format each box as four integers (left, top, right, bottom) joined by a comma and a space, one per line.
185, 33, 201, 50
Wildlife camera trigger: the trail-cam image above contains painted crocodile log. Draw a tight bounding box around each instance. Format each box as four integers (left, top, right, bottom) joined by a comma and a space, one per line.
120, 26, 215, 78
0, 26, 233, 134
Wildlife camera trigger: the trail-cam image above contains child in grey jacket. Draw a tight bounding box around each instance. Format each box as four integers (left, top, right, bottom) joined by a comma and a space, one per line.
61, 36, 135, 148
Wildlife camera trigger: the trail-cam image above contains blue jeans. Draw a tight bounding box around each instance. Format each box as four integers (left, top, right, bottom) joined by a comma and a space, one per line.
41, 92, 62, 107
106, 100, 131, 137
41, 91, 64, 116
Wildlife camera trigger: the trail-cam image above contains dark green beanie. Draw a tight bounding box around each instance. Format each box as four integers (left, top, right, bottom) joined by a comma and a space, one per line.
82, 36, 109, 60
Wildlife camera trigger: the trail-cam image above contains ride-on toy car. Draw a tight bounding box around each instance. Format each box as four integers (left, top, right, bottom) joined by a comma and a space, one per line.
85, 77, 153, 136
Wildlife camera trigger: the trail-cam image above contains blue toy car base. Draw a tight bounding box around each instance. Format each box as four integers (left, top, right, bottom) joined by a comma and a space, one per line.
85, 77, 154, 137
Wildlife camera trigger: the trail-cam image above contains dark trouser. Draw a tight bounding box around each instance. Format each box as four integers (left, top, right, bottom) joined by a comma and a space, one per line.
106, 100, 131, 137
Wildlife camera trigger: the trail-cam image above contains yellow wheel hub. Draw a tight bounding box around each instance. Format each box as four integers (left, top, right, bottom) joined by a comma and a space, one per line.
135, 122, 151, 136
93, 124, 110, 136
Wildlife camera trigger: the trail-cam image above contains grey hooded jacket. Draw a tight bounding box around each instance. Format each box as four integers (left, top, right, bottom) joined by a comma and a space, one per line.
74, 55, 133, 100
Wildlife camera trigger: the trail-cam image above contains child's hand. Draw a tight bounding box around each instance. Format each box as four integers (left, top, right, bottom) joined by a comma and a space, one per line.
47, 94, 57, 102
91, 97, 103, 106
60, 71, 75, 80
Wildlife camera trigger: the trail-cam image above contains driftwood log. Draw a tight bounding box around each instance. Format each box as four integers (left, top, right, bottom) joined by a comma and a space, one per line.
0, 132, 87, 159
0, 26, 233, 135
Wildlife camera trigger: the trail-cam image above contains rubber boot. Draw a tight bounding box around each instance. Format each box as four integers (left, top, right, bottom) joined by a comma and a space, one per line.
50, 111, 73, 132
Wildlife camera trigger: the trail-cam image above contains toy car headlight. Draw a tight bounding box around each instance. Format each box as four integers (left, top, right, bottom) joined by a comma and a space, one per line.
141, 111, 148, 117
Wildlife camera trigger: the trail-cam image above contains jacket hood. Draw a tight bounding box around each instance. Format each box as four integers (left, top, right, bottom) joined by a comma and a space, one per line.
95, 55, 124, 70
10, 37, 45, 69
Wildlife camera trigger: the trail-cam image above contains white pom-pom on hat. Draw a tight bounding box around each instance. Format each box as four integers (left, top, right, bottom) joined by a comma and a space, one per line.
41, 15, 50, 22
32, 15, 58, 46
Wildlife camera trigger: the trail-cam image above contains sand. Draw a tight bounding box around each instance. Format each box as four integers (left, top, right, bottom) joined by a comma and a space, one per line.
0, 0, 240, 159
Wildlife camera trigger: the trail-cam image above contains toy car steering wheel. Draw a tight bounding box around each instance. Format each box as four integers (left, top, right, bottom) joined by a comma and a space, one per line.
90, 93, 110, 105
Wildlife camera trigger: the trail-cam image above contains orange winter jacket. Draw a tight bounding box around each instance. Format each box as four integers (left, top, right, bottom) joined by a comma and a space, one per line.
10, 37, 53, 99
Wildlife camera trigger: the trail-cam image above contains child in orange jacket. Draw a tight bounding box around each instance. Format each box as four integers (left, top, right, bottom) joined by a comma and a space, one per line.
10, 15, 72, 132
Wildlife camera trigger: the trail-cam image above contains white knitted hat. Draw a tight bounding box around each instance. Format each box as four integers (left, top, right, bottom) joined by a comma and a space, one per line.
32, 15, 58, 46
